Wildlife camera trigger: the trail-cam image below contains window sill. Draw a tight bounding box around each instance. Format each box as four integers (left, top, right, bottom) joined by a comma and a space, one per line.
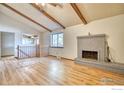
50, 47, 64, 48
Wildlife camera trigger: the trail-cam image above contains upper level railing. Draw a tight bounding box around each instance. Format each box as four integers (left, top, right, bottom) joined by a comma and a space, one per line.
17, 45, 40, 59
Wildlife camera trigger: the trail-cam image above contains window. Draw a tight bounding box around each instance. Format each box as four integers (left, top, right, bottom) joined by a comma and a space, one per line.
22, 35, 35, 45
50, 33, 64, 48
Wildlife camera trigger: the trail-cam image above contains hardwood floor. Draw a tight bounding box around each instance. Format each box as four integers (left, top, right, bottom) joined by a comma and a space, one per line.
0, 56, 124, 85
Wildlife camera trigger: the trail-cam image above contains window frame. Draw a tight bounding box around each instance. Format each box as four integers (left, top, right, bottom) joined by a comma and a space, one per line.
22, 35, 36, 45
50, 32, 64, 48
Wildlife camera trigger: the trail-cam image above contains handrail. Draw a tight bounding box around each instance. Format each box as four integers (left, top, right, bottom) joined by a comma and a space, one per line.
17, 45, 40, 59
18, 48, 31, 58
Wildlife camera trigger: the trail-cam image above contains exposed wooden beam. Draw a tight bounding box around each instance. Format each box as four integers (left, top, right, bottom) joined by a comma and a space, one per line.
1, 3, 52, 32
30, 3, 65, 29
70, 3, 87, 24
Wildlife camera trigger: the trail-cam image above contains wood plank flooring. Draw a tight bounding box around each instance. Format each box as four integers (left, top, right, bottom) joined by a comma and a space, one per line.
0, 56, 124, 85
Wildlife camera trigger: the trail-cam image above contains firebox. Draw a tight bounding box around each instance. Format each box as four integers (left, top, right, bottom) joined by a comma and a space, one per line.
82, 50, 98, 60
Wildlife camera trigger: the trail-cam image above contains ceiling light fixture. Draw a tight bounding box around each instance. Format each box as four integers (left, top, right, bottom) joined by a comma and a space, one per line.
41, 3, 45, 6
35, 3, 46, 6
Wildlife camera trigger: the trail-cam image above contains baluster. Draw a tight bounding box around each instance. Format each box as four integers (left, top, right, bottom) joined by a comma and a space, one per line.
25, 46, 26, 58
17, 45, 19, 59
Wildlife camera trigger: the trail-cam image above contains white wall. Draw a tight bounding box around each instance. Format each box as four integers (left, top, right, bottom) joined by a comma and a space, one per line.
1, 32, 15, 56
40, 32, 50, 56
42, 14, 124, 64
0, 32, 1, 58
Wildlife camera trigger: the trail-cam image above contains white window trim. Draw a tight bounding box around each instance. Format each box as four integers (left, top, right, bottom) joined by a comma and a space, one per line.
50, 32, 64, 48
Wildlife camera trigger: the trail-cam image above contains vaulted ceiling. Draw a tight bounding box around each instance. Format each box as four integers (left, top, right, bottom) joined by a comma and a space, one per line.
0, 3, 124, 32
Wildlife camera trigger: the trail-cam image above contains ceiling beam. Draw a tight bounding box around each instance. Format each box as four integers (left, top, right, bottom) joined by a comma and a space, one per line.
70, 3, 87, 24
1, 3, 52, 32
30, 3, 65, 29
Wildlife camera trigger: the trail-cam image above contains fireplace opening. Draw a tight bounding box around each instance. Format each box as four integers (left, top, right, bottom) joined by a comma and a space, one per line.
82, 50, 98, 60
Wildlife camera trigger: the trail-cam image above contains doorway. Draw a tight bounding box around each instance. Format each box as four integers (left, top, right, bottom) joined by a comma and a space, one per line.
1, 32, 15, 57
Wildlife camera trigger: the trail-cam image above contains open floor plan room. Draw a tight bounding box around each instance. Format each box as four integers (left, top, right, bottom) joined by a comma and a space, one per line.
0, 3, 124, 85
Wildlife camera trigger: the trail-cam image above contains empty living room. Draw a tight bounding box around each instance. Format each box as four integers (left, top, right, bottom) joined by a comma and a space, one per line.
0, 0, 124, 93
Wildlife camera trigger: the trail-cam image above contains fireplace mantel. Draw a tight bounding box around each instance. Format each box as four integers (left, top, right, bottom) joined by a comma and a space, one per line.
77, 34, 106, 39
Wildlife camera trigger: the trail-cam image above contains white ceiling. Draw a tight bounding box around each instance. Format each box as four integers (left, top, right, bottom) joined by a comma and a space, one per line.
44, 3, 82, 27
0, 3, 124, 32
76, 3, 124, 22
0, 4, 47, 32
7, 3, 63, 30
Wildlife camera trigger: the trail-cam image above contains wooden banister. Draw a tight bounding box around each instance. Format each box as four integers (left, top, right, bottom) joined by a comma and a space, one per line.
17, 45, 40, 59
